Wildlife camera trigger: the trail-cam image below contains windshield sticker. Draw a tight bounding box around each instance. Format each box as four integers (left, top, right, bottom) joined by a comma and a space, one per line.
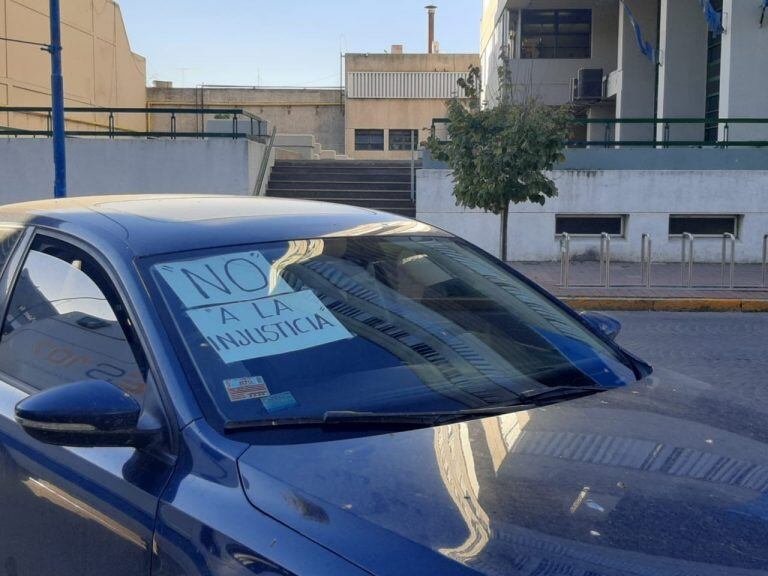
261, 391, 297, 413
189, 289, 354, 364
155, 251, 293, 309
223, 376, 270, 402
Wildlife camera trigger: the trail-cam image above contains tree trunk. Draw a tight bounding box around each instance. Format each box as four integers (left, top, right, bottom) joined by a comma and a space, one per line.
499, 204, 509, 262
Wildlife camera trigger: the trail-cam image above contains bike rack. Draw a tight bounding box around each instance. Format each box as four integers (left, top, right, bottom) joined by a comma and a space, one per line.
721, 233, 736, 289
680, 233, 695, 287
559, 233, 571, 287
558, 230, 764, 292
763, 234, 768, 288
640, 233, 652, 288
599, 232, 611, 288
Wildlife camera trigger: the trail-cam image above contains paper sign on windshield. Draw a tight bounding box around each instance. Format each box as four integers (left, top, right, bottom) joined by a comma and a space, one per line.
187, 290, 353, 363
155, 250, 293, 309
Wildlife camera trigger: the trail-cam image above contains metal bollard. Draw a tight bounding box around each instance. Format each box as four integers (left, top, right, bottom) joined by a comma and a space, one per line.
599, 232, 611, 288
681, 233, 695, 288
641, 233, 652, 288
560, 233, 571, 288
721, 233, 736, 289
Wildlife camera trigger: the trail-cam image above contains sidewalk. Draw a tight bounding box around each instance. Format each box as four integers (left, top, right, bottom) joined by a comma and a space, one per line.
510, 261, 768, 312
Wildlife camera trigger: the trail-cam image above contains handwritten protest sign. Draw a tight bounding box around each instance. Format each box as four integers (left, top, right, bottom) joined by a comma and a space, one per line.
187, 290, 353, 363
155, 250, 353, 363
155, 250, 293, 308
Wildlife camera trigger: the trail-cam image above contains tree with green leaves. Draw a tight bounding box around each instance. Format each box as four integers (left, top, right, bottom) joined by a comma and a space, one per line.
428, 65, 572, 261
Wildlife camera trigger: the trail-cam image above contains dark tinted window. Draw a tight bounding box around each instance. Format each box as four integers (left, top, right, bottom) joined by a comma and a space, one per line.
147, 236, 637, 425
669, 215, 737, 236
389, 129, 418, 151
556, 215, 623, 236
522, 9, 591, 59
355, 129, 385, 151
0, 238, 146, 395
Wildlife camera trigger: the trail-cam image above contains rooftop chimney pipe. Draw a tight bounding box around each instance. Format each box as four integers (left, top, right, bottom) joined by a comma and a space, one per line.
426, 5, 436, 54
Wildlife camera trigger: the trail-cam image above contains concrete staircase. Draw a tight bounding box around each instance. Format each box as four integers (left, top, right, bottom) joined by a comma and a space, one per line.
265, 159, 417, 217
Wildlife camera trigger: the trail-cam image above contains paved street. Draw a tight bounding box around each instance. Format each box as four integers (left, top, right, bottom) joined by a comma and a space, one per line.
614, 311, 768, 403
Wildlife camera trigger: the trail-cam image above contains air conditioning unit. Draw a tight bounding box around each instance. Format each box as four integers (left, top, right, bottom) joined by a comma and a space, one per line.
571, 68, 604, 102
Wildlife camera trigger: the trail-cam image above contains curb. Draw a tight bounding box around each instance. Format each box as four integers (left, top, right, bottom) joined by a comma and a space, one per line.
562, 297, 768, 313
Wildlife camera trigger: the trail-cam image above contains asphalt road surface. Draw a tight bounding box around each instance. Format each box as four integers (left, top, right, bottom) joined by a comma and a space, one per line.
613, 311, 768, 406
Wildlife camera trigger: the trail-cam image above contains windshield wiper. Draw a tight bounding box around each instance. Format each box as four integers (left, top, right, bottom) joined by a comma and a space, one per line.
223, 385, 611, 432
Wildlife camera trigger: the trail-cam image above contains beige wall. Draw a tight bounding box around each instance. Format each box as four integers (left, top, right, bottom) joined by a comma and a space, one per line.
345, 53, 479, 160
146, 86, 346, 153
0, 0, 146, 132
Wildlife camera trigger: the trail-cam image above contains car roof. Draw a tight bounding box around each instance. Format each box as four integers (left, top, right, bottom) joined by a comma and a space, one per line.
0, 195, 441, 257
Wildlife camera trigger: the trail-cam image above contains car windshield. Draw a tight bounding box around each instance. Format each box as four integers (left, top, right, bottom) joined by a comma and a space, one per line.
146, 235, 638, 425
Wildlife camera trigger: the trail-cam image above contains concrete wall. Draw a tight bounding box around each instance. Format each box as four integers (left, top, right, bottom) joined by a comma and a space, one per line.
146, 87, 346, 154
0, 0, 147, 132
345, 53, 479, 160
0, 138, 267, 202
656, 0, 708, 142
615, 0, 658, 142
719, 0, 768, 141
417, 165, 768, 263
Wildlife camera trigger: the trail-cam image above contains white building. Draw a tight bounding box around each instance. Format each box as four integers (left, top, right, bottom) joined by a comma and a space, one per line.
480, 0, 768, 142
415, 0, 768, 264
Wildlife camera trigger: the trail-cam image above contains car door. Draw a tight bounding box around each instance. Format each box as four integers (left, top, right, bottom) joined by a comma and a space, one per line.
0, 230, 175, 576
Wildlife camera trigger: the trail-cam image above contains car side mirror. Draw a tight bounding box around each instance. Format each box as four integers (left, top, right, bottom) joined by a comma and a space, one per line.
581, 311, 621, 341
15, 380, 159, 448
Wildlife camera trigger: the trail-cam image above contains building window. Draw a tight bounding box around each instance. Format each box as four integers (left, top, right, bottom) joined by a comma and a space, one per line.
556, 215, 624, 237
389, 129, 418, 151
355, 129, 384, 151
521, 9, 591, 59
669, 215, 738, 237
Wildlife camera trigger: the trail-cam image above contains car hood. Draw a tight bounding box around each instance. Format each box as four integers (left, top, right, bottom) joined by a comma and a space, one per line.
238, 367, 768, 576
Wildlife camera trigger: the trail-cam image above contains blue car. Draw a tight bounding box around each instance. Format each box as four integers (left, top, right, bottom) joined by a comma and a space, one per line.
0, 195, 765, 576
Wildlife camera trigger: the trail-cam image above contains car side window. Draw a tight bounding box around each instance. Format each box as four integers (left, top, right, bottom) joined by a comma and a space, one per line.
0, 226, 24, 276
0, 237, 148, 397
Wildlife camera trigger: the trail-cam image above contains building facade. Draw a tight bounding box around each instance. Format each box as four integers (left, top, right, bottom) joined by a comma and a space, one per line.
481, 0, 768, 142
146, 85, 346, 155
0, 0, 147, 132
345, 51, 479, 160
414, 0, 768, 263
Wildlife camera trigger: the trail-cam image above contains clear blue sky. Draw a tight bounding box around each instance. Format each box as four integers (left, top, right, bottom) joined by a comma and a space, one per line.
119, 1, 481, 88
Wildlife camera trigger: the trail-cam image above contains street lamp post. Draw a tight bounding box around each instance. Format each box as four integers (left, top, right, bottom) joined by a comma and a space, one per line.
48, 0, 67, 198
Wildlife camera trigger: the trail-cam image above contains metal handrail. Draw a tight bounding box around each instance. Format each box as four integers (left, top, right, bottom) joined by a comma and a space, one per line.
430, 116, 768, 148
721, 233, 736, 289
0, 106, 267, 139
253, 126, 278, 197
681, 233, 695, 287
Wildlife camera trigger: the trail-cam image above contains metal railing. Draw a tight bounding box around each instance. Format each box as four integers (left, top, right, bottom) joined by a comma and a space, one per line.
559, 232, 768, 290
253, 126, 278, 197
0, 106, 268, 139
570, 117, 768, 148
430, 117, 768, 148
